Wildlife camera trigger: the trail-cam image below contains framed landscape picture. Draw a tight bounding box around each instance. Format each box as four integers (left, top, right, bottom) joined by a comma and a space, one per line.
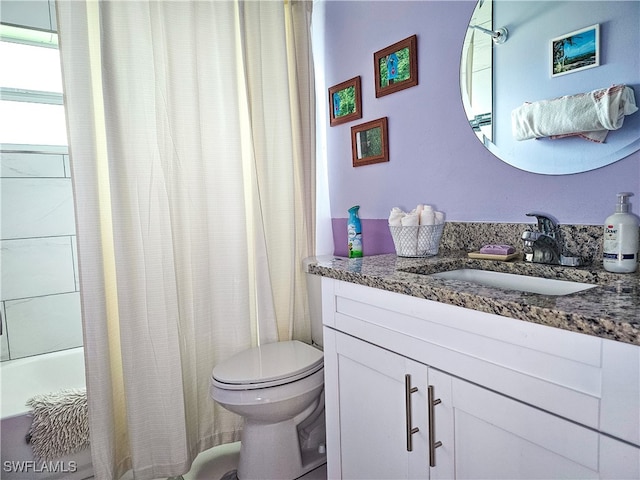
374, 35, 418, 97
351, 117, 389, 167
328, 76, 362, 126
551, 24, 599, 77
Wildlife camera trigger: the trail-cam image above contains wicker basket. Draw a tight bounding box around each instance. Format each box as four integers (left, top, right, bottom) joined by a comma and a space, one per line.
389, 224, 445, 257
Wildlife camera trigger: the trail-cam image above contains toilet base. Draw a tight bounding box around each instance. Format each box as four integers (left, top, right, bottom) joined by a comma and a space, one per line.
236, 404, 326, 480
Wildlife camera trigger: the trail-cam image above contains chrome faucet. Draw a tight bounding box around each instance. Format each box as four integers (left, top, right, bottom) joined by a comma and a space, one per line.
521, 213, 582, 266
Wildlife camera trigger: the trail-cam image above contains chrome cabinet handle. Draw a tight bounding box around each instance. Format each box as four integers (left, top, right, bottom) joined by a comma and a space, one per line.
405, 374, 419, 451
428, 385, 442, 467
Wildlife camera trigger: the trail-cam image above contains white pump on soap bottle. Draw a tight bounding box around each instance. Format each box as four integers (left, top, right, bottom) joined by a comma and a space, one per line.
603, 192, 639, 273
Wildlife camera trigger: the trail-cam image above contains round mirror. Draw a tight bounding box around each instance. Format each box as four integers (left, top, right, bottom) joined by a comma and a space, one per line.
460, 0, 640, 175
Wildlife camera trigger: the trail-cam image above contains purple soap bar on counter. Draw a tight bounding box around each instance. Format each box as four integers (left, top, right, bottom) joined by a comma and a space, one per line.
479, 244, 516, 255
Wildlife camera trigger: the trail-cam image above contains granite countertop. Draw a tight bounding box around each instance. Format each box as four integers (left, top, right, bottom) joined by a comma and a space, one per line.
307, 252, 640, 346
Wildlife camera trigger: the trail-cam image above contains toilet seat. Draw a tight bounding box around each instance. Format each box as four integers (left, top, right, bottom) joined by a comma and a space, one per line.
211, 340, 323, 390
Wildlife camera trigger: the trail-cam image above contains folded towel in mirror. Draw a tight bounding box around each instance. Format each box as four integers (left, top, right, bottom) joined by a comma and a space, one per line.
512, 84, 638, 142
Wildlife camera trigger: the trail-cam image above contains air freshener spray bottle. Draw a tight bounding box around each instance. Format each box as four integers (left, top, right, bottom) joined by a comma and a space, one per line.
603, 192, 639, 273
347, 205, 363, 258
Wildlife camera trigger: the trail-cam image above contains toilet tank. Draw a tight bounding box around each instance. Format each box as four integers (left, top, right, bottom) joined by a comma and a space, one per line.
304, 259, 325, 349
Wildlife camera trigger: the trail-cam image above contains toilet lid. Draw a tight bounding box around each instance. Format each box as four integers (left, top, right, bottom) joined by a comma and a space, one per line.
212, 340, 323, 389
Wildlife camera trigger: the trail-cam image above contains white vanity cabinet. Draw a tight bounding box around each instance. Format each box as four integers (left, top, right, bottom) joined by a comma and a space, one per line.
325, 331, 431, 479
321, 277, 640, 479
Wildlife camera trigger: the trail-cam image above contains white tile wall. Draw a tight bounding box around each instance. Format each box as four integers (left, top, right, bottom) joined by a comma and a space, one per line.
1, 302, 9, 361
64, 154, 71, 178
72, 236, 80, 291
1, 151, 82, 360
1, 237, 76, 300
1, 178, 76, 239
1, 152, 66, 178
0, 0, 54, 32
1, 1, 78, 360
4, 293, 82, 359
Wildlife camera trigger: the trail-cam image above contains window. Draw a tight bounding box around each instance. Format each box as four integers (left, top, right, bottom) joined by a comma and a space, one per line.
0, 25, 67, 149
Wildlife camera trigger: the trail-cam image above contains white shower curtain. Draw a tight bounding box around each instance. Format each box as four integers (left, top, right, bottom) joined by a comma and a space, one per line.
56, 1, 315, 478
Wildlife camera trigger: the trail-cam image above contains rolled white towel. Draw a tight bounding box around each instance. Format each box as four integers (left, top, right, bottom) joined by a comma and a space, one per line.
401, 211, 420, 226
420, 209, 435, 225
388, 207, 405, 226
389, 205, 445, 227
511, 85, 638, 142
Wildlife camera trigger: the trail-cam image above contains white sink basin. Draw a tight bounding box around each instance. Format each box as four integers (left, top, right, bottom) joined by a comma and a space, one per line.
429, 269, 596, 296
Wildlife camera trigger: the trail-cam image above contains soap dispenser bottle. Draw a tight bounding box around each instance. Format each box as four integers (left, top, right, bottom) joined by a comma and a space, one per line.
347, 205, 363, 258
603, 192, 639, 273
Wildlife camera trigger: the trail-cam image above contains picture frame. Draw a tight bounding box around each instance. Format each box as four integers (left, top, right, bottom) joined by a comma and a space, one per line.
328, 76, 362, 127
374, 35, 418, 98
351, 117, 389, 167
551, 24, 600, 77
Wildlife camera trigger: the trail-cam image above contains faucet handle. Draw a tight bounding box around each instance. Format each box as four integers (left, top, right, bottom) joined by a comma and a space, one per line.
521, 230, 541, 242
525, 212, 559, 238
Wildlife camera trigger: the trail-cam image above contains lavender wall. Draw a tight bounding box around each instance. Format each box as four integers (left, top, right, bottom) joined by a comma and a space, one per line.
315, 0, 640, 255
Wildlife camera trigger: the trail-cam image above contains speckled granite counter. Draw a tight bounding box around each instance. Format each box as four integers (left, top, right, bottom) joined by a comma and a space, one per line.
307, 252, 640, 346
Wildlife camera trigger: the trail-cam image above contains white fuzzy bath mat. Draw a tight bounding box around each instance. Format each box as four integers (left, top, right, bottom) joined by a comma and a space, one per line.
26, 388, 89, 460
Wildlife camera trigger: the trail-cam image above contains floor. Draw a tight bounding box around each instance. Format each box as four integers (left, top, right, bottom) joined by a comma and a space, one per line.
114, 441, 326, 480
183, 442, 327, 480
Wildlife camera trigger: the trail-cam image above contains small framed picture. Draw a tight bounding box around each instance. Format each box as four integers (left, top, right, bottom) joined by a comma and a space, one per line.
328, 76, 362, 127
551, 24, 599, 77
351, 117, 389, 167
374, 35, 418, 98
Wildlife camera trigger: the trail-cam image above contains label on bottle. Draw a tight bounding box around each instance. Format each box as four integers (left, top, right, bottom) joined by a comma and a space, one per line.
348, 224, 363, 257
603, 223, 638, 264
603, 224, 620, 251
603, 252, 636, 260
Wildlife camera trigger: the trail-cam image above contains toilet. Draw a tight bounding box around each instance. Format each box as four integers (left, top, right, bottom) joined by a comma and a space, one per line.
210, 271, 326, 480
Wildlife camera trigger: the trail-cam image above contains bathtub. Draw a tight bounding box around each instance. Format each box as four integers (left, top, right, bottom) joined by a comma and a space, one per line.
1, 347, 93, 480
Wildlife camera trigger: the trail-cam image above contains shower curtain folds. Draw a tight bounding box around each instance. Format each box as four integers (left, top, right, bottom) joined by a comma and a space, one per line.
56, 1, 315, 479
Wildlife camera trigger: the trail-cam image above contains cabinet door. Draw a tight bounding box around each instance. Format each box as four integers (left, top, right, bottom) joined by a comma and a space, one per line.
429, 368, 600, 480
325, 329, 430, 479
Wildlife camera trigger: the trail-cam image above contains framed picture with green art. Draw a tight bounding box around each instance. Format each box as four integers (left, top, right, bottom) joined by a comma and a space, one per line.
374, 35, 418, 98
328, 76, 362, 126
351, 117, 389, 167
